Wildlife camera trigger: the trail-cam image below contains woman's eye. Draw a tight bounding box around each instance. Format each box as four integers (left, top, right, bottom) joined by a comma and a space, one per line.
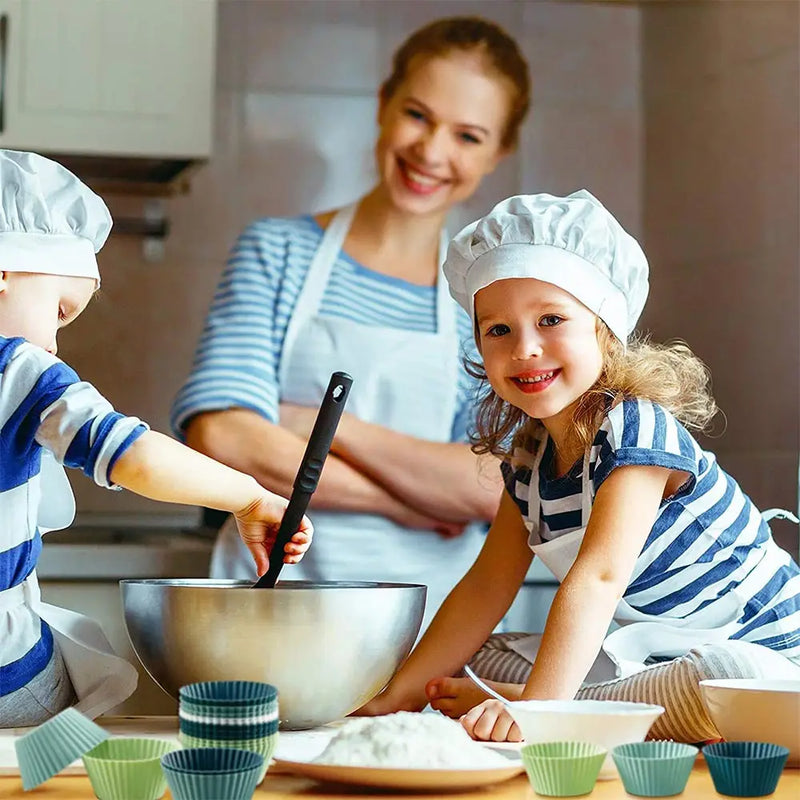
486, 323, 510, 337
459, 132, 481, 145
539, 315, 563, 327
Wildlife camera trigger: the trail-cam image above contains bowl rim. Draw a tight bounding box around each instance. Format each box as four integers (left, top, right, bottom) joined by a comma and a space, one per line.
700, 678, 800, 693
120, 579, 427, 590
508, 699, 665, 716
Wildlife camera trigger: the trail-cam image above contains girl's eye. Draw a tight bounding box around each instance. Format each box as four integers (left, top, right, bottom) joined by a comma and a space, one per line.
459, 131, 481, 145
539, 315, 563, 327
486, 323, 510, 338
405, 108, 426, 122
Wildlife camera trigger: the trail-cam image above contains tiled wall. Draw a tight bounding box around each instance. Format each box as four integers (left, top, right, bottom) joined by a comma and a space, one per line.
641, 0, 799, 553
62, 0, 642, 521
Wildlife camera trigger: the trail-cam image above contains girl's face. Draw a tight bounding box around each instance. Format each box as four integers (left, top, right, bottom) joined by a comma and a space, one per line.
476, 278, 605, 437
0, 272, 96, 354
375, 51, 511, 217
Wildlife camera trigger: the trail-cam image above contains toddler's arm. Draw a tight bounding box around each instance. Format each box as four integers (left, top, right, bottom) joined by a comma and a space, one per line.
109, 430, 311, 576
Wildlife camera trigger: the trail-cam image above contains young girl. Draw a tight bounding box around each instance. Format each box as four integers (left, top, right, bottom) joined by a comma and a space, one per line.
0, 149, 312, 727
360, 190, 800, 743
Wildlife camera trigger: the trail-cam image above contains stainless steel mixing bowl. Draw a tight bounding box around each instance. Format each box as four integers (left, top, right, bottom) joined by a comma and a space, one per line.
120, 579, 425, 729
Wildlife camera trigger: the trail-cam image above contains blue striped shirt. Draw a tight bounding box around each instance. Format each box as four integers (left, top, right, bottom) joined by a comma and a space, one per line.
0, 337, 148, 696
170, 215, 479, 440
502, 398, 800, 659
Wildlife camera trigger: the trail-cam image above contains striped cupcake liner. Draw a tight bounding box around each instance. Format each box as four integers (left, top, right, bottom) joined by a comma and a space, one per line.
179, 681, 278, 706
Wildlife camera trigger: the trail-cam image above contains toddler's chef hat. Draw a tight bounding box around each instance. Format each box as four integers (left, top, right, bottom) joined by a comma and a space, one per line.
0, 149, 111, 284
444, 190, 649, 343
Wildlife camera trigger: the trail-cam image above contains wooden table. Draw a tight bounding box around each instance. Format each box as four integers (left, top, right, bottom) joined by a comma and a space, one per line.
1, 764, 798, 799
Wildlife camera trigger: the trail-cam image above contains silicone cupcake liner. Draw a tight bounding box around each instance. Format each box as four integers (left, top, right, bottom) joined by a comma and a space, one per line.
82, 738, 179, 800
703, 741, 789, 797
179, 717, 279, 741
161, 748, 263, 800
521, 741, 607, 797
179, 732, 277, 781
179, 681, 277, 706
612, 741, 698, 797
14, 707, 111, 791
179, 700, 277, 719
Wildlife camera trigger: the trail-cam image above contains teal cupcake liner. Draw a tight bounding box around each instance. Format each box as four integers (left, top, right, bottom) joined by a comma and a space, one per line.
179, 681, 277, 706
14, 707, 111, 790
612, 741, 698, 797
161, 748, 263, 800
521, 741, 607, 797
703, 741, 789, 797
178, 715, 278, 741
179, 700, 277, 719
82, 738, 179, 800
178, 732, 277, 781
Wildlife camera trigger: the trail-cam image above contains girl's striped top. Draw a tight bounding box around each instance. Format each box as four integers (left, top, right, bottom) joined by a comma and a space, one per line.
0, 337, 147, 696
502, 398, 800, 660
170, 215, 479, 441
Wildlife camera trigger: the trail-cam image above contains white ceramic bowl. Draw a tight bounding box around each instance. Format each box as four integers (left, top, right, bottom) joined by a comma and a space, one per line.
700, 679, 800, 767
506, 699, 664, 779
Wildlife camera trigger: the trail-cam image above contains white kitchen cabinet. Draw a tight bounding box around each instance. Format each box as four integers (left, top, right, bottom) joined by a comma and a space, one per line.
0, 0, 216, 157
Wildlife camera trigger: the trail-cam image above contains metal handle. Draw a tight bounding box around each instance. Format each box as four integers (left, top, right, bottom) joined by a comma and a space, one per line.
0, 14, 8, 134
253, 371, 353, 588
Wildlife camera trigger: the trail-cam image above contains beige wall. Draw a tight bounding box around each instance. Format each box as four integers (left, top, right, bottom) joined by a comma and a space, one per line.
641, 0, 799, 553
60, 0, 642, 522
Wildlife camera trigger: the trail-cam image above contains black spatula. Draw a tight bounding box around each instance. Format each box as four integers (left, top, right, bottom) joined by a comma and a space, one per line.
252, 371, 353, 588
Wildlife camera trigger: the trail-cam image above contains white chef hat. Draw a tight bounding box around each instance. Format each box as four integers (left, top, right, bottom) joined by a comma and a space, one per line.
444, 190, 649, 343
0, 149, 111, 284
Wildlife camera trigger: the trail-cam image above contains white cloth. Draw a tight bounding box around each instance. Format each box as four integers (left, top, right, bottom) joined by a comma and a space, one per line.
0, 149, 109, 282
443, 191, 648, 343
211, 202, 487, 631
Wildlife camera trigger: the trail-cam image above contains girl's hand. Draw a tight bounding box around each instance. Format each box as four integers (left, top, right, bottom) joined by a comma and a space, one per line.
460, 699, 522, 742
234, 491, 313, 577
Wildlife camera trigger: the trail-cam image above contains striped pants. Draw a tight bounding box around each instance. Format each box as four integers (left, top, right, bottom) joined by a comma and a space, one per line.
467, 633, 800, 743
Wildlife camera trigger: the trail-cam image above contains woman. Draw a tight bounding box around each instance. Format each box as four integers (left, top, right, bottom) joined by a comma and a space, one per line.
170, 17, 531, 629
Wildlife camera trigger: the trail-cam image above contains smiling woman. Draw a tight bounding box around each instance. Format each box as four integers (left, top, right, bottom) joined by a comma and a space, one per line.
170, 17, 532, 631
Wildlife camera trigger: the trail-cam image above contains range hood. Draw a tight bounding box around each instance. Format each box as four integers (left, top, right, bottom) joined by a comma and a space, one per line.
37, 152, 206, 198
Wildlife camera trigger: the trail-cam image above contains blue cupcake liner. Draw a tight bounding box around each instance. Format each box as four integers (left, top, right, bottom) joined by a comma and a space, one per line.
612, 741, 698, 797
703, 741, 789, 798
178, 733, 277, 782
179, 718, 279, 741
162, 748, 263, 800
179, 681, 277, 706
179, 700, 277, 718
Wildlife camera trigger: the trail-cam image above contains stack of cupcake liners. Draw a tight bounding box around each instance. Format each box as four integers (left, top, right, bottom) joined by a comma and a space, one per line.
611, 741, 698, 797
702, 741, 789, 797
161, 747, 264, 800
178, 680, 279, 781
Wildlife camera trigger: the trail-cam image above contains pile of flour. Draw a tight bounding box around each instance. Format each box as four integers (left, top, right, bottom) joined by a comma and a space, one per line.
313, 712, 509, 769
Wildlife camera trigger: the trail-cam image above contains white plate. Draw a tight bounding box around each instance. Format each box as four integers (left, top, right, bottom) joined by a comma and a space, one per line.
274, 759, 524, 790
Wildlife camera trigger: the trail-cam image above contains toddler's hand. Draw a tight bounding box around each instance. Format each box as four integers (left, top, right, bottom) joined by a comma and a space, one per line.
460, 699, 522, 743
234, 491, 313, 577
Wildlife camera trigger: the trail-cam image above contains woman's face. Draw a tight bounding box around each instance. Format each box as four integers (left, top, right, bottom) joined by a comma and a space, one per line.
375, 51, 511, 217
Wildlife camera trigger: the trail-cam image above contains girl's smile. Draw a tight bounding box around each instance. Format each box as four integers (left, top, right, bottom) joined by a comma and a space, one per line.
476, 278, 604, 436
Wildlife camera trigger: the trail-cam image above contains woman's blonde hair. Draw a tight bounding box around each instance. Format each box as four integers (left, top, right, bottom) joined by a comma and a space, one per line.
467, 321, 719, 458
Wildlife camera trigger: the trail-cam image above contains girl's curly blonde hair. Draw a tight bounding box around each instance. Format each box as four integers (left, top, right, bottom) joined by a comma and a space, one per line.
466, 322, 719, 459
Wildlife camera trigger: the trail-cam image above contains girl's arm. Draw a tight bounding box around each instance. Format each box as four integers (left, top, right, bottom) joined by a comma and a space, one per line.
108, 429, 312, 575
462, 463, 672, 741
185, 409, 465, 536
359, 491, 533, 714
280, 406, 504, 523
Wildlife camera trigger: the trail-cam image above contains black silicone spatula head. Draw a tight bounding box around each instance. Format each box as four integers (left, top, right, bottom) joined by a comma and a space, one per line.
252, 371, 353, 588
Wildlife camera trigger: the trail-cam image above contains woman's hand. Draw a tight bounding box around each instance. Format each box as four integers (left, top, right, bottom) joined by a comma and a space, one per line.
234, 491, 313, 577
460, 699, 522, 742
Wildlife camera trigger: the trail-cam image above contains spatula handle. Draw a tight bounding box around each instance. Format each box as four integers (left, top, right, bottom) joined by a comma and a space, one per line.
253, 371, 353, 588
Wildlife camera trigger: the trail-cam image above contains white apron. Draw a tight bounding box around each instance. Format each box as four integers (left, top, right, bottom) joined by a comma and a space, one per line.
507, 434, 761, 682
0, 452, 138, 719
211, 202, 487, 630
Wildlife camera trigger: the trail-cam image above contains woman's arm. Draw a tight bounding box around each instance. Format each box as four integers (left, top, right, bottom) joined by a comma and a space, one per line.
109, 429, 312, 575
359, 491, 533, 713
280, 406, 504, 522
185, 408, 465, 536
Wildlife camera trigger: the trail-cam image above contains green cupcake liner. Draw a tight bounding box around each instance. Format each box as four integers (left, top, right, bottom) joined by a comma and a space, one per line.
161, 748, 263, 800
179, 681, 278, 706
703, 741, 789, 797
521, 741, 607, 797
612, 741, 698, 797
14, 707, 111, 791
179, 732, 277, 781
82, 738, 179, 800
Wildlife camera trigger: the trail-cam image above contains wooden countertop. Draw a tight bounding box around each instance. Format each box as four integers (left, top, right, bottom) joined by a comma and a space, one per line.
2, 763, 799, 799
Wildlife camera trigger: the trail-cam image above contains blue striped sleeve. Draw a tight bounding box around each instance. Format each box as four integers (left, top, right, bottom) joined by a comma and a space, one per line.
452, 310, 481, 442
591, 399, 699, 493
170, 219, 287, 435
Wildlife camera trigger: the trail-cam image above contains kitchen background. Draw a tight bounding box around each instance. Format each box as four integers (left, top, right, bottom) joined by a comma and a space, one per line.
3, 0, 797, 713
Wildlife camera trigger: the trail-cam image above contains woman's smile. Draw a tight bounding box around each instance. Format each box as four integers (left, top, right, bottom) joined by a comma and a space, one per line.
396, 157, 449, 195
